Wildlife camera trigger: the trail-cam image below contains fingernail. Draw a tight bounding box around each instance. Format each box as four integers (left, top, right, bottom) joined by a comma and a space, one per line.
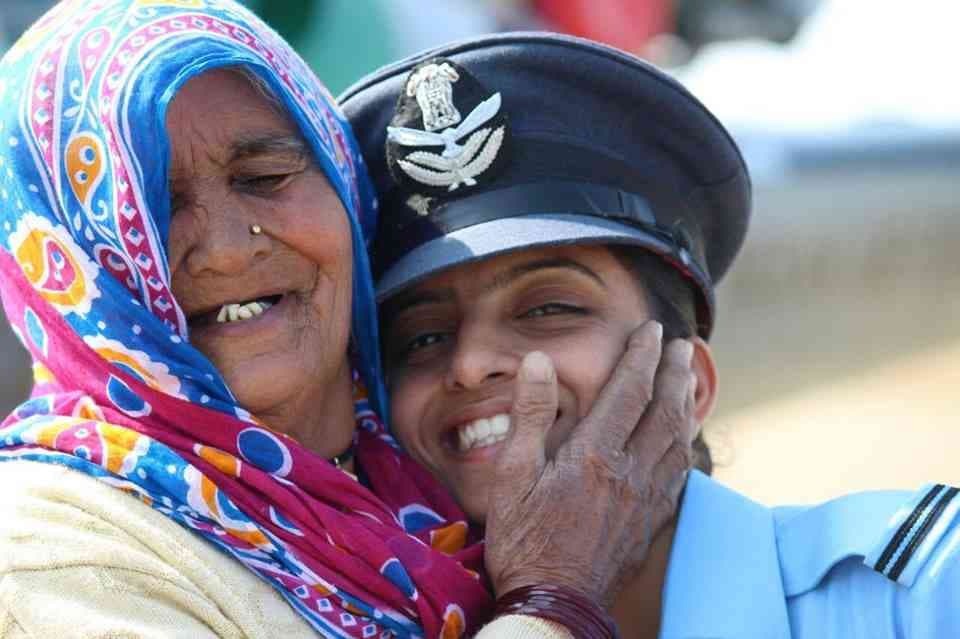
651, 320, 663, 342
521, 351, 554, 383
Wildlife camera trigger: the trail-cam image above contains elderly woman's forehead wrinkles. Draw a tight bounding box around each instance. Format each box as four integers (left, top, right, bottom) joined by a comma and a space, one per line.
166, 147, 225, 187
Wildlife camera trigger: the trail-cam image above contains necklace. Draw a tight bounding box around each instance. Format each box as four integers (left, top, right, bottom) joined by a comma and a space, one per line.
330, 444, 354, 470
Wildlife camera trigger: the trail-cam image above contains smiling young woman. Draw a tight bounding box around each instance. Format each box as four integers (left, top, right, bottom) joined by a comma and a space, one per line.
381, 244, 715, 523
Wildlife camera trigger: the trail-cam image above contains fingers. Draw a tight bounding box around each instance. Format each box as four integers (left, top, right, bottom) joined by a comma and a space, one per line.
647, 435, 695, 514
568, 320, 663, 452
628, 338, 698, 469
493, 351, 556, 495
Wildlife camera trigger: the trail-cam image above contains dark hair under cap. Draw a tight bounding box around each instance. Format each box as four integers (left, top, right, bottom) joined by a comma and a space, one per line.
339, 32, 751, 338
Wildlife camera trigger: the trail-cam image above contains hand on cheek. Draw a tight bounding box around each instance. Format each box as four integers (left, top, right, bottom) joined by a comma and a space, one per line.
483, 321, 703, 606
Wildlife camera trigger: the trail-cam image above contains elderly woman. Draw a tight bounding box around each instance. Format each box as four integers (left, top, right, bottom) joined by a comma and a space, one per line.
341, 33, 960, 638
0, 3, 691, 638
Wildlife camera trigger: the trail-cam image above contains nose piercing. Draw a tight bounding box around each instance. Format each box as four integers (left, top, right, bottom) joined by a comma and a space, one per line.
249, 223, 263, 236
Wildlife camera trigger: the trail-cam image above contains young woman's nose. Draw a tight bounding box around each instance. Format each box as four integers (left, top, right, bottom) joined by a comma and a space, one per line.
444, 324, 519, 391
182, 198, 270, 278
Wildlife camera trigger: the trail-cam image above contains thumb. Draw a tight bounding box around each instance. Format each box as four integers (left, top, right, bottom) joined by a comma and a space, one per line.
493, 351, 556, 495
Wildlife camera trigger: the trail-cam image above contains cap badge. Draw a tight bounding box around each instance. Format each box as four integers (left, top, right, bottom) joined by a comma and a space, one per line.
409, 62, 462, 132
386, 59, 509, 194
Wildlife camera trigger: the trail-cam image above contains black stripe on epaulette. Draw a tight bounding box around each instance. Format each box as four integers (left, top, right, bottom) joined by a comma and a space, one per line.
873, 484, 944, 575
887, 486, 959, 582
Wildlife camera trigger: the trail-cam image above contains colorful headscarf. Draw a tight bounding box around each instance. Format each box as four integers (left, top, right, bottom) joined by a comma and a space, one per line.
0, 1, 490, 637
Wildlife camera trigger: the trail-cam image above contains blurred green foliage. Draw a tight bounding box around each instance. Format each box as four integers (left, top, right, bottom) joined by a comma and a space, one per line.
240, 0, 395, 95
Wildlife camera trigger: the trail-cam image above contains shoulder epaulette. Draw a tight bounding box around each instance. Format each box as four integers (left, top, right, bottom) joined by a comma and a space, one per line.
866, 483, 960, 586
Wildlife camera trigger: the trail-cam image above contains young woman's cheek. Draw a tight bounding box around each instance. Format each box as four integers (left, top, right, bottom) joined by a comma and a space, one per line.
387, 372, 430, 451
546, 327, 622, 416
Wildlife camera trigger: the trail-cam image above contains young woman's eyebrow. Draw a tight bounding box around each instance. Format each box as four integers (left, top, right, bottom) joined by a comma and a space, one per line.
482, 257, 607, 295
382, 288, 456, 322
384, 258, 605, 322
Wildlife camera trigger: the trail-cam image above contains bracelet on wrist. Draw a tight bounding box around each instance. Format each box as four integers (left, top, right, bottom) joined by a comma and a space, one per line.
493, 584, 620, 639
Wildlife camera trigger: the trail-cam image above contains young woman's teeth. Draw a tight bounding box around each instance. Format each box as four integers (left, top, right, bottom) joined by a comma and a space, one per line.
215, 300, 272, 323
457, 414, 511, 452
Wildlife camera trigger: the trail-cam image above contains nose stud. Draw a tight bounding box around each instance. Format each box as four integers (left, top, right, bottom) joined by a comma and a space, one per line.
249, 223, 263, 236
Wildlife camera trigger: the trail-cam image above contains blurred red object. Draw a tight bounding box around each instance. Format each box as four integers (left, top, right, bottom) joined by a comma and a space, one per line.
532, 0, 673, 53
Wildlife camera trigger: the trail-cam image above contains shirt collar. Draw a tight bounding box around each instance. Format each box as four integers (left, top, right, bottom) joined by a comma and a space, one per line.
659, 471, 791, 639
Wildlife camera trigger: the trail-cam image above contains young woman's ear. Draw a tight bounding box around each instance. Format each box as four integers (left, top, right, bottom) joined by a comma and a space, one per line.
690, 337, 718, 424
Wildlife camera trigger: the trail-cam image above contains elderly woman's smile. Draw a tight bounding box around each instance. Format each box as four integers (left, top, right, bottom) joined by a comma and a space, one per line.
165, 68, 355, 454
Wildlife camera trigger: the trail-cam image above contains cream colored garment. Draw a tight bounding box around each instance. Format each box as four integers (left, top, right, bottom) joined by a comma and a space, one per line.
477, 616, 572, 639
0, 461, 569, 639
0, 461, 316, 638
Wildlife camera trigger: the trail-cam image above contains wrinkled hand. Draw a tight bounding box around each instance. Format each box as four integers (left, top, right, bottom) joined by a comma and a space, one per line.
484, 320, 698, 606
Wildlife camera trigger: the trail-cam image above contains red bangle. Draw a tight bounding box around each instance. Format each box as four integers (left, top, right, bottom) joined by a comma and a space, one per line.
493, 584, 620, 639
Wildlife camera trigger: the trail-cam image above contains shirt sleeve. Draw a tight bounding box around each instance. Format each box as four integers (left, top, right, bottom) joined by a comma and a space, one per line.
1, 606, 25, 638
0, 564, 234, 638
0, 461, 313, 639
475, 614, 575, 639
0, 468, 245, 638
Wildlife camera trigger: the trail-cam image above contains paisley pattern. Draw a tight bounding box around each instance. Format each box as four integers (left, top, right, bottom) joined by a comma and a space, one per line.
65, 132, 107, 209
8, 213, 101, 315
0, 1, 490, 637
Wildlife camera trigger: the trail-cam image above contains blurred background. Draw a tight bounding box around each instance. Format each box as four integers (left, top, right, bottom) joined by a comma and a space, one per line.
1, 0, 958, 504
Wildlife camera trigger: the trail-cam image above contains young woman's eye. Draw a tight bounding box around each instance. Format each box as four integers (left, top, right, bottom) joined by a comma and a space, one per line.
406, 332, 448, 353
520, 303, 584, 319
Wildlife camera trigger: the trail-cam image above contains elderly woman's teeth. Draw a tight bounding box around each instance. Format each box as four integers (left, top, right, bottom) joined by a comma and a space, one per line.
456, 414, 511, 452
215, 300, 272, 323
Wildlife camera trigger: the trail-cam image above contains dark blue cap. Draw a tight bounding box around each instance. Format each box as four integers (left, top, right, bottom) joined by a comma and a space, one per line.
339, 32, 751, 337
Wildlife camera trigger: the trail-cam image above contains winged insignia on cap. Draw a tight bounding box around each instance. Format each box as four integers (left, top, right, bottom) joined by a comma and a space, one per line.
388, 93, 503, 191
396, 126, 505, 191
386, 61, 507, 193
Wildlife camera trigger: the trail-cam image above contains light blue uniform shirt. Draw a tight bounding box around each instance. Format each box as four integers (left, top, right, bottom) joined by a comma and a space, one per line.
660, 471, 960, 638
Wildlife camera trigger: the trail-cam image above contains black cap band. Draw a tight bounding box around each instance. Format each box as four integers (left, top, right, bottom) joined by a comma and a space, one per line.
373, 180, 701, 280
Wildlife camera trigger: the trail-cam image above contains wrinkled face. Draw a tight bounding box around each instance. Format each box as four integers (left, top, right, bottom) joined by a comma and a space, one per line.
166, 68, 354, 441
381, 245, 652, 522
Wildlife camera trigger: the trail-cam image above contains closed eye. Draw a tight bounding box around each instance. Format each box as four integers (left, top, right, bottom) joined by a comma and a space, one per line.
232, 172, 298, 194
519, 303, 586, 319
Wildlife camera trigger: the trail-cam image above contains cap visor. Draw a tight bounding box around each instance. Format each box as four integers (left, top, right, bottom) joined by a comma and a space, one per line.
375, 213, 676, 301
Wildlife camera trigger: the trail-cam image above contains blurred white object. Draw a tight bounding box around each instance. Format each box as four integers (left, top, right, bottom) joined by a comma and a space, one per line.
382, 0, 500, 57
679, 0, 960, 135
